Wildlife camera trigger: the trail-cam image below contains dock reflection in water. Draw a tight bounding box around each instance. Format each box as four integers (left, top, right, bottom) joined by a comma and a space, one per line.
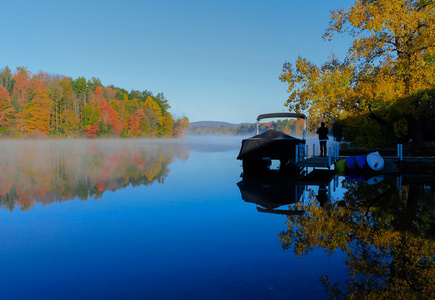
237, 168, 339, 215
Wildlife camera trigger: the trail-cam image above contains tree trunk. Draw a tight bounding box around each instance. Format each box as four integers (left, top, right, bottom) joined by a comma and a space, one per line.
410, 119, 425, 154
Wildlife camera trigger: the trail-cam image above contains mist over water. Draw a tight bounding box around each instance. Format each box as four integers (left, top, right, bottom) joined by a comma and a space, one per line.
0, 136, 340, 211
0, 138, 191, 211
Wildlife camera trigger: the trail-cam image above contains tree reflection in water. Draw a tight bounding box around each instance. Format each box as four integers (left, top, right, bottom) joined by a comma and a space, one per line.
279, 175, 435, 299
0, 139, 189, 211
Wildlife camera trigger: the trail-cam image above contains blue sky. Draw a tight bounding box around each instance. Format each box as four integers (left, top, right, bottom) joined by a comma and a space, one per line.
1, 0, 353, 124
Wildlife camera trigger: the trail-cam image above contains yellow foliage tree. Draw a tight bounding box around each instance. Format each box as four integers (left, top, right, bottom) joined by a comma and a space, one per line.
142, 96, 162, 137
16, 79, 53, 136
159, 112, 174, 137
280, 0, 435, 150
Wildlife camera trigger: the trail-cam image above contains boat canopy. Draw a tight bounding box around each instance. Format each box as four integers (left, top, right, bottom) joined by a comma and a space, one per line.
256, 112, 306, 138
236, 129, 304, 161
256, 113, 306, 122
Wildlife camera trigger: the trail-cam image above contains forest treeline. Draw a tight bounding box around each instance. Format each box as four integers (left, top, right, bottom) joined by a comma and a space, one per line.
0, 66, 189, 138
188, 119, 306, 136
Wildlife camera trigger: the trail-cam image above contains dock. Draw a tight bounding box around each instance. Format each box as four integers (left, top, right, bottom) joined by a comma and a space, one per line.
294, 143, 435, 173
295, 143, 340, 169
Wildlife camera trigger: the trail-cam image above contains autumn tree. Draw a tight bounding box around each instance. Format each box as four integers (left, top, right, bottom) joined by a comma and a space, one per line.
127, 111, 144, 137
159, 112, 174, 137
12, 66, 32, 107
46, 74, 64, 133
0, 85, 14, 134
142, 96, 162, 137
80, 103, 100, 137
87, 77, 102, 92
16, 78, 53, 135
61, 109, 80, 137
154, 92, 171, 113
280, 0, 435, 151
72, 76, 89, 118
98, 98, 122, 135
88, 86, 121, 136
59, 77, 78, 134
109, 90, 129, 135
0, 66, 15, 94
173, 116, 189, 137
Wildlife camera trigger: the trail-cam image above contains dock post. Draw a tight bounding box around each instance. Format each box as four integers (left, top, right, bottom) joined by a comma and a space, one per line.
400, 144, 403, 161
306, 145, 309, 159
328, 180, 331, 203
328, 147, 332, 166
295, 145, 298, 164
397, 144, 400, 160
397, 144, 403, 161
396, 175, 402, 190
397, 144, 403, 173
313, 144, 316, 157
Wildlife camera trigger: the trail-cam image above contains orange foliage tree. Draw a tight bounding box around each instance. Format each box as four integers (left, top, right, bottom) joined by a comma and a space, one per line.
0, 85, 14, 134
173, 116, 189, 137
12, 66, 32, 106
16, 78, 53, 136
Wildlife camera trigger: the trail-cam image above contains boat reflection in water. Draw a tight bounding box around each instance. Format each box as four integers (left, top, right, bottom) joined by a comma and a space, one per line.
237, 169, 305, 215
237, 168, 338, 215
238, 164, 402, 217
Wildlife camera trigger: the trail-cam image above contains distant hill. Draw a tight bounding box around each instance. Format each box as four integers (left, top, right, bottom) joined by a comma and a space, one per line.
189, 121, 240, 128
188, 121, 255, 136
188, 119, 307, 136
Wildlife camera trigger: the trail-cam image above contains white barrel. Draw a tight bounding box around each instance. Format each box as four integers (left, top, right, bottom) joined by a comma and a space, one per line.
366, 151, 384, 171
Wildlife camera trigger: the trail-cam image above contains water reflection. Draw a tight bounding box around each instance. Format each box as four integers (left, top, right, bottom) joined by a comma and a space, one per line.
237, 166, 435, 298
237, 168, 337, 215
237, 170, 305, 215
0, 139, 189, 211
273, 173, 435, 299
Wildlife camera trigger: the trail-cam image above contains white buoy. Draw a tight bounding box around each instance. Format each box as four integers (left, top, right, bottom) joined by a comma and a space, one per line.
366, 151, 385, 171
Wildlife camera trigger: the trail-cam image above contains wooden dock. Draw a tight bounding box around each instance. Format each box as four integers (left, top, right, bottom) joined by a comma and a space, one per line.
296, 156, 338, 169
295, 143, 435, 173
295, 143, 340, 169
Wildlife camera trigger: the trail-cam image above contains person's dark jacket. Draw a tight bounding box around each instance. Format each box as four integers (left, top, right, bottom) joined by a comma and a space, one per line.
316, 126, 328, 141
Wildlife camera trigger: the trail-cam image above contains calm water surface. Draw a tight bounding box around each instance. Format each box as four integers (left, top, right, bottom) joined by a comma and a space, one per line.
0, 137, 433, 299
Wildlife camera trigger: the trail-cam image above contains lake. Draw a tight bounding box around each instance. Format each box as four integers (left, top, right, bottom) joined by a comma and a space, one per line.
0, 137, 434, 299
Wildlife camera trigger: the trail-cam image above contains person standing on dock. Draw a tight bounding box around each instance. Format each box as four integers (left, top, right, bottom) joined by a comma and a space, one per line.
316, 122, 329, 157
